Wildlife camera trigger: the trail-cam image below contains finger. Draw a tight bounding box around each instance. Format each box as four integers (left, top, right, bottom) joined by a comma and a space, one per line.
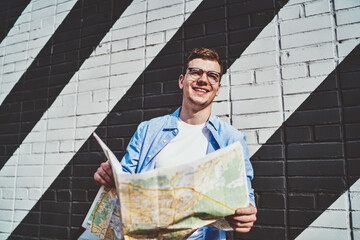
227, 222, 253, 233
101, 161, 114, 181
94, 165, 115, 187
226, 214, 257, 223
226, 218, 255, 228
235, 204, 257, 215
94, 172, 112, 188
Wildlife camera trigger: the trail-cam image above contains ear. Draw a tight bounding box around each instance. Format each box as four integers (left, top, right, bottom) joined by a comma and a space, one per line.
179, 74, 184, 89
215, 82, 221, 96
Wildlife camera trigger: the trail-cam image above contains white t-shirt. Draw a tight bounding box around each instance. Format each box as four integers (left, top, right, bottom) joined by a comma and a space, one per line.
154, 118, 211, 168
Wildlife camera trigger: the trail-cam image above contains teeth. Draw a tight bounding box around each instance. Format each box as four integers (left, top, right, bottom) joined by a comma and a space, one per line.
194, 88, 207, 92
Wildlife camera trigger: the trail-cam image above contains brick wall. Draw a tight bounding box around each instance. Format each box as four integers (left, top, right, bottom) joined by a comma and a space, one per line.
0, 0, 359, 239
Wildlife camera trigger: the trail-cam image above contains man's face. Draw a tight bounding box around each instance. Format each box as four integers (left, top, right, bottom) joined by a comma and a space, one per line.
179, 58, 221, 110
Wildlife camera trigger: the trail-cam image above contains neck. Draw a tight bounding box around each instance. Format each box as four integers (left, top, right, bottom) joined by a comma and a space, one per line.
179, 104, 212, 125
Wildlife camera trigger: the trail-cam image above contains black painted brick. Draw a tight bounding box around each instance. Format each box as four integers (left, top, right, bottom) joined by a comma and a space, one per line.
286, 109, 341, 126
206, 19, 226, 34
345, 123, 360, 140
188, 7, 226, 24
11, 224, 39, 237
286, 142, 343, 159
145, 67, 182, 83
288, 177, 346, 192
252, 177, 285, 191
347, 141, 360, 157
287, 160, 345, 176
40, 225, 69, 239
41, 213, 70, 226
57, 190, 71, 202
41, 189, 56, 201
72, 189, 87, 201
144, 93, 182, 108
144, 108, 174, 121
73, 152, 103, 165
317, 193, 343, 210
22, 212, 40, 224
288, 194, 315, 209
251, 145, 284, 160
145, 82, 163, 96
107, 138, 124, 151
107, 109, 143, 126
42, 201, 71, 214
314, 125, 342, 141
344, 106, 360, 123
185, 33, 228, 51
252, 161, 284, 176
256, 209, 285, 226
342, 89, 360, 107
72, 202, 92, 214
229, 15, 250, 30
228, 0, 274, 17
348, 159, 360, 176
234, 225, 286, 240
51, 177, 71, 189
259, 193, 285, 209
288, 210, 323, 227
285, 126, 312, 143
73, 177, 97, 189
107, 124, 138, 138
251, 10, 276, 26
185, 23, 204, 38
340, 71, 360, 89
73, 165, 98, 177
317, 73, 337, 92
300, 91, 340, 110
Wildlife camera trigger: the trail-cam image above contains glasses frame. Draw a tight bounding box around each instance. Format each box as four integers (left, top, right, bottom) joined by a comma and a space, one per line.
186, 67, 221, 85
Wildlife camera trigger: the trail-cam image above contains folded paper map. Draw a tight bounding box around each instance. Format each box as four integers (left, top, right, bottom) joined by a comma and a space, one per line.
82, 133, 249, 239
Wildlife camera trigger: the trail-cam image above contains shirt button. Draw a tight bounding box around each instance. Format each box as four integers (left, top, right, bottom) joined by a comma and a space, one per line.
148, 155, 151, 158
163, 139, 167, 143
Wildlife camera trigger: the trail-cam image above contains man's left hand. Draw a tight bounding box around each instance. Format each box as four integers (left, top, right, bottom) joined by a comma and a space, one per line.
225, 204, 257, 233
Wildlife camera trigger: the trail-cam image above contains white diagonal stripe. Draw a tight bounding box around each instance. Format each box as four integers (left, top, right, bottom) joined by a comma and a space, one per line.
0, 0, 78, 105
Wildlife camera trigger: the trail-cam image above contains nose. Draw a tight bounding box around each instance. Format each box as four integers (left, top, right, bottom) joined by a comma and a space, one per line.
197, 72, 209, 85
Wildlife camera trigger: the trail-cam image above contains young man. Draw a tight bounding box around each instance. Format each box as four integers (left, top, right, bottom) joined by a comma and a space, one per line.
94, 48, 257, 239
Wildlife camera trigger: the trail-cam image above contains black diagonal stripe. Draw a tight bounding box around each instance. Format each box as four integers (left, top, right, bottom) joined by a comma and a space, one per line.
9, 0, 288, 238
0, 0, 31, 43
0, 0, 133, 170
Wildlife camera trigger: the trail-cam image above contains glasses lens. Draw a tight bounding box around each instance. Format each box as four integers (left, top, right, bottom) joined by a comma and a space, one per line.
187, 68, 220, 84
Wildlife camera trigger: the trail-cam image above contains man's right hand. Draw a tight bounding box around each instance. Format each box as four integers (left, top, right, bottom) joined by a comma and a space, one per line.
94, 160, 115, 188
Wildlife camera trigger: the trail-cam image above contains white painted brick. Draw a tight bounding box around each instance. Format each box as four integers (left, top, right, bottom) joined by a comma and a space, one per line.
128, 36, 145, 49
351, 192, 360, 210
334, 0, 360, 10
42, 16, 55, 28
257, 22, 276, 38
148, 4, 183, 22
46, 128, 74, 141
60, 80, 78, 95
4, 51, 27, 64
112, 24, 145, 40
47, 105, 76, 118
305, 0, 330, 16
278, 5, 302, 21
32, 142, 45, 154
233, 97, 282, 115
165, 29, 178, 42
282, 64, 307, 79
16, 177, 42, 188
14, 210, 28, 222
111, 39, 128, 52
287, 0, 313, 6
43, 165, 64, 177
17, 165, 42, 177
109, 88, 126, 101
145, 43, 166, 58
82, 55, 110, 69
31, 5, 56, 20
219, 115, 230, 124
258, 128, 279, 144
231, 71, 253, 85
0, 166, 16, 176
3, 63, 15, 73
338, 39, 360, 58
15, 12, 31, 25
76, 113, 107, 127
59, 140, 74, 152
231, 83, 281, 100
215, 85, 229, 102
32, 0, 56, 11
241, 130, 258, 145
3, 188, 14, 199
312, 210, 348, 228
56, 0, 77, 14
284, 93, 310, 112
336, 7, 360, 25
78, 78, 108, 93
147, 32, 164, 45
121, 0, 146, 15
29, 189, 42, 200
232, 112, 283, 130
94, 42, 111, 56
283, 76, 324, 95
0, 221, 11, 233
55, 12, 68, 27
44, 153, 74, 165
297, 227, 350, 240
243, 37, 276, 55
212, 101, 230, 116
281, 28, 332, 49
5, 42, 26, 55
15, 188, 28, 199
77, 92, 92, 106
148, 0, 183, 10
0, 177, 15, 188
281, 43, 333, 64
18, 154, 44, 165
230, 52, 277, 71
354, 211, 360, 228
78, 65, 109, 81
280, 14, 331, 35
30, 19, 42, 31
15, 60, 28, 71
32, 118, 47, 132
0, 189, 2, 198
30, 26, 54, 40
185, 0, 200, 13
0, 199, 13, 210
337, 22, 360, 40
255, 68, 279, 83
329, 191, 349, 210
111, 48, 145, 64
19, 143, 31, 155
14, 199, 37, 211
147, 15, 183, 34
6, 32, 29, 45
0, 211, 12, 221
45, 141, 59, 153
115, 13, 146, 30
77, 101, 108, 115
111, 60, 145, 75
354, 230, 360, 239
93, 90, 108, 102
309, 60, 335, 76
62, 94, 76, 107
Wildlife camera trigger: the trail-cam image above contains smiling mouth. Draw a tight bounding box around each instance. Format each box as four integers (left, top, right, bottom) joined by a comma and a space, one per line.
193, 87, 209, 93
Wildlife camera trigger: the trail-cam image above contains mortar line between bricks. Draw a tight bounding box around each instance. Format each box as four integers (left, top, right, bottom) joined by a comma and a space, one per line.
274, 4, 289, 239
329, 0, 354, 239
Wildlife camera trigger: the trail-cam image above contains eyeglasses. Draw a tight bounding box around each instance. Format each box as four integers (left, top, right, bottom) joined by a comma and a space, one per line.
187, 67, 221, 85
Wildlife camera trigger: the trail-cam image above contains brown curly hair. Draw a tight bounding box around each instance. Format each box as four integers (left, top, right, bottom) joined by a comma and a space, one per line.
183, 48, 223, 76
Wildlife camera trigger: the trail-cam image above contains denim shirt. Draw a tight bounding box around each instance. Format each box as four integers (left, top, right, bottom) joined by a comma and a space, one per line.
120, 108, 255, 240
